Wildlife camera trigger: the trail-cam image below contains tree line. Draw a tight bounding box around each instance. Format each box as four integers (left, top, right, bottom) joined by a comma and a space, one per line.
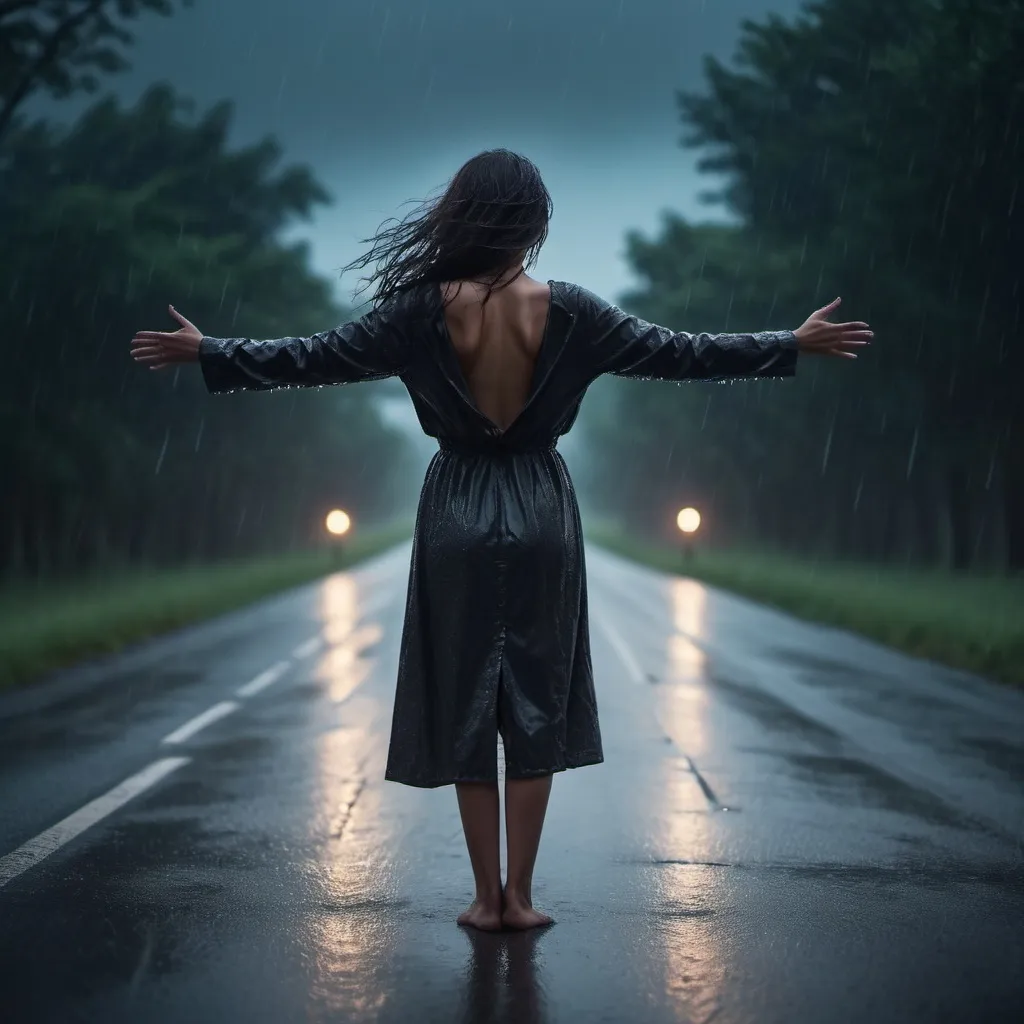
579, 0, 1022, 572
1, 1, 415, 577
4, 0, 1020, 577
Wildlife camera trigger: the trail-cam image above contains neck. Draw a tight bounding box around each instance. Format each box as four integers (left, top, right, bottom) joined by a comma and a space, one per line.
477, 263, 525, 286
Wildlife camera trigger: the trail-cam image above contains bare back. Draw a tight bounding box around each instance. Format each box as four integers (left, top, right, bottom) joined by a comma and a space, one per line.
439, 274, 553, 431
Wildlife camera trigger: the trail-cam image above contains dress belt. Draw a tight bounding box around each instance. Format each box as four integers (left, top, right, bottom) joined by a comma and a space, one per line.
438, 438, 558, 455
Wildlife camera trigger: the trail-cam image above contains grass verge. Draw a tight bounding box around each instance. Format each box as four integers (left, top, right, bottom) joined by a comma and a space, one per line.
587, 527, 1024, 688
0, 522, 412, 692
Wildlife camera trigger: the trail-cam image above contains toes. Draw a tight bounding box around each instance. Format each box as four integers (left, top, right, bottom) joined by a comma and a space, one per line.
501, 907, 554, 930
458, 916, 502, 932
457, 904, 503, 931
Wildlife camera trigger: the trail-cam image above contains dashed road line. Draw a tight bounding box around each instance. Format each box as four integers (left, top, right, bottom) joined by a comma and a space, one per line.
0, 757, 190, 887
0, 592, 394, 885
292, 636, 322, 659
161, 700, 239, 745
237, 660, 290, 698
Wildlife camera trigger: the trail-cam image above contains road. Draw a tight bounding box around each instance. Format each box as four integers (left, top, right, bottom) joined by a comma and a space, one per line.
1, 543, 1022, 1024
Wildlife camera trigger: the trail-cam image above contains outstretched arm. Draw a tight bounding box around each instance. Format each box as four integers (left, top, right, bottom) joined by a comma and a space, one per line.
131, 303, 403, 392
576, 287, 870, 381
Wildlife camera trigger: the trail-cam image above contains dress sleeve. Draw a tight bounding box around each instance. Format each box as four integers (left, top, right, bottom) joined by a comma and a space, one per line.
197, 302, 404, 394
574, 285, 800, 382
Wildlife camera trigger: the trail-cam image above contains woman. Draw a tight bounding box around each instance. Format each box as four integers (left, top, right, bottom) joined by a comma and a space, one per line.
130, 149, 871, 932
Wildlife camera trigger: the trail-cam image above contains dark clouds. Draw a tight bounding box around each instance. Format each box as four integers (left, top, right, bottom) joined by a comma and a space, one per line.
41, 0, 804, 301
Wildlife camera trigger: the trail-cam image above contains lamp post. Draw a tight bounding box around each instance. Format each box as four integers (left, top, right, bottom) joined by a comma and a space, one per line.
325, 508, 352, 566
676, 506, 701, 565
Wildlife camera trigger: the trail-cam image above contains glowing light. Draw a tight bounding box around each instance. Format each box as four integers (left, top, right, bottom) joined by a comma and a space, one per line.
676, 507, 701, 534
326, 509, 351, 536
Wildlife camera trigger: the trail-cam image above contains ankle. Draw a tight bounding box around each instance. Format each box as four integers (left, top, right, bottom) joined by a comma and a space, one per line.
474, 886, 502, 907
503, 884, 532, 906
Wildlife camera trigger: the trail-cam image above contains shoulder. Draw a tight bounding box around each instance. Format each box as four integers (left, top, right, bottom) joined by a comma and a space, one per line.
551, 281, 618, 312
387, 281, 435, 318
550, 281, 631, 331
360, 282, 433, 333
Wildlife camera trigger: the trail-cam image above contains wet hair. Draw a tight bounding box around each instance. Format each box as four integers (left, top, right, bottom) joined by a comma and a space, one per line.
340, 149, 553, 308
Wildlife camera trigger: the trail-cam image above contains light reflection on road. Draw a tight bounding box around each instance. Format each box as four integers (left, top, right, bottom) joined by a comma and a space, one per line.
657, 577, 730, 1021
306, 570, 401, 1021
664, 578, 712, 760
315, 573, 386, 704
308, 726, 399, 1022
668, 577, 709, 682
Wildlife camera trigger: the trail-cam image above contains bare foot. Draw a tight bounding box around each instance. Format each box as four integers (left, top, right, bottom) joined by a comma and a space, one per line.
457, 899, 503, 931
502, 892, 553, 930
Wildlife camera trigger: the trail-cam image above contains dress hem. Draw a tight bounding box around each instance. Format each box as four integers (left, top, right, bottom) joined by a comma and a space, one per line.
384, 752, 605, 789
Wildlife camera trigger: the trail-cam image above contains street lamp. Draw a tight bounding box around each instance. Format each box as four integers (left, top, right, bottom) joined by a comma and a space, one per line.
676, 506, 701, 564
325, 508, 352, 565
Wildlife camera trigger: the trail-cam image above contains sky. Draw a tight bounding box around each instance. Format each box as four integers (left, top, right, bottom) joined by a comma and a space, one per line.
37, 0, 805, 306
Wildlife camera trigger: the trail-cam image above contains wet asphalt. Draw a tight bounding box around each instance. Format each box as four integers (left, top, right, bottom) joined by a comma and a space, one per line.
0, 542, 1022, 1024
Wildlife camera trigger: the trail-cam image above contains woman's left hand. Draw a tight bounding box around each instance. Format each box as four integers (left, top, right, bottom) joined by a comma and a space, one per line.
131, 305, 203, 369
792, 297, 872, 359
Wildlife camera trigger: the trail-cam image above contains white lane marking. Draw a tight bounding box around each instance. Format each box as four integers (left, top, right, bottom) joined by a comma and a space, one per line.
590, 548, 1024, 839
160, 701, 239, 745
237, 660, 290, 698
0, 757, 189, 888
292, 636, 322, 659
593, 611, 646, 685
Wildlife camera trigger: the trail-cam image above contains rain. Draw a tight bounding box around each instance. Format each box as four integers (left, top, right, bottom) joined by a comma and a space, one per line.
1, 1, 1022, 1022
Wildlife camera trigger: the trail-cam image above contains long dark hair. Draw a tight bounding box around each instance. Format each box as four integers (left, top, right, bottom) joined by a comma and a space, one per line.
340, 149, 553, 309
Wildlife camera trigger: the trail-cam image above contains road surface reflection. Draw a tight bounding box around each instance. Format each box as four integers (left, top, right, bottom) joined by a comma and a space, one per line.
307, 571, 399, 1020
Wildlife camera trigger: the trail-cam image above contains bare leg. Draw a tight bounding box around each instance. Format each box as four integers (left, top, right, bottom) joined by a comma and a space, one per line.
502, 774, 554, 929
455, 782, 502, 931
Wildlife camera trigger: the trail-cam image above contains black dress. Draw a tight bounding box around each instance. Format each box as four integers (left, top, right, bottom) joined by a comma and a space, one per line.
198, 280, 799, 787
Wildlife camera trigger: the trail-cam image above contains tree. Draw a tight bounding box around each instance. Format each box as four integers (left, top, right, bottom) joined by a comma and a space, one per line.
0, 0, 189, 144
0, 84, 414, 575
580, 217, 928, 560
579, 0, 1022, 570
678, 0, 1023, 566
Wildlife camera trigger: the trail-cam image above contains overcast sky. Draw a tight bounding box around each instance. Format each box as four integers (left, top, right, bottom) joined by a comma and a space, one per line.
40, 0, 804, 304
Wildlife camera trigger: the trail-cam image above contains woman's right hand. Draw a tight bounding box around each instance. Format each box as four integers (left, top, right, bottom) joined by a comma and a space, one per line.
793, 297, 872, 359
131, 305, 203, 370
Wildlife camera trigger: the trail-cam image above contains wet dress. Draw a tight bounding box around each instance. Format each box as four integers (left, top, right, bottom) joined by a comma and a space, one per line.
198, 280, 799, 787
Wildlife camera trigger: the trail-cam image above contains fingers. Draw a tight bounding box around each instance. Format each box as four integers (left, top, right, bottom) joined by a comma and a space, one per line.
134, 356, 168, 368
168, 304, 198, 332
131, 338, 194, 366
825, 326, 872, 342
798, 300, 872, 361
132, 343, 178, 363
131, 333, 195, 351
131, 305, 198, 372
801, 333, 872, 352
130, 343, 168, 360
132, 332, 176, 342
